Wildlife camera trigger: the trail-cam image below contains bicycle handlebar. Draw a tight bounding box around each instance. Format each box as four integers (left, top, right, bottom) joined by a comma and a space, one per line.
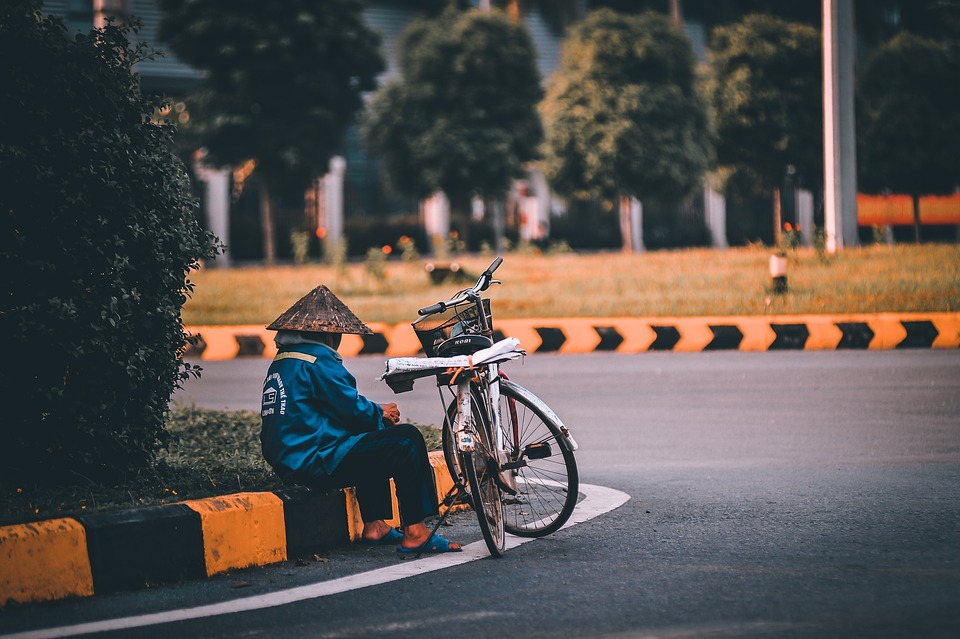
417, 256, 503, 316
418, 301, 447, 315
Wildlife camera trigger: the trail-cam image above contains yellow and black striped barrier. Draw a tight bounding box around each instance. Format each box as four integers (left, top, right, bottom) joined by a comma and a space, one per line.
183, 313, 960, 360
0, 453, 457, 606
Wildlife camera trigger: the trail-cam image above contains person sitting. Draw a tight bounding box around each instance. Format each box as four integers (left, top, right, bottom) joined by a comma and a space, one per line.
259, 285, 460, 554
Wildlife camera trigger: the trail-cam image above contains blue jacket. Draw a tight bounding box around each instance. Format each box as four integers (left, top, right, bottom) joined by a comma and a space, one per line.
260, 342, 385, 483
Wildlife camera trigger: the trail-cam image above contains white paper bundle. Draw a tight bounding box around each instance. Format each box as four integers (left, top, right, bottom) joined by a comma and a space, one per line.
381, 337, 523, 379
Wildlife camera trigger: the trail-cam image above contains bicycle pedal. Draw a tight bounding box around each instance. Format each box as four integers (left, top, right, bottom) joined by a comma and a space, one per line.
497, 451, 518, 494
524, 441, 552, 460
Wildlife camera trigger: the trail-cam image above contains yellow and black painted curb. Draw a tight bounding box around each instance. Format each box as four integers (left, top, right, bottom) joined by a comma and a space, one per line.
0, 453, 458, 607
184, 313, 960, 360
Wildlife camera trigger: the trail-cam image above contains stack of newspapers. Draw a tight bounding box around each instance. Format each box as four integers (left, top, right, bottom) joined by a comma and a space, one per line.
380, 337, 524, 392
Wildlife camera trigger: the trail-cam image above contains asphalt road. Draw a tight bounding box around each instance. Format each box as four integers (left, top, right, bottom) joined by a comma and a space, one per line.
3, 350, 959, 639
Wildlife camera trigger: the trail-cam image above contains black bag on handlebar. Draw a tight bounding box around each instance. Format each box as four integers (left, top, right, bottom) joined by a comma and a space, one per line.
412, 299, 491, 357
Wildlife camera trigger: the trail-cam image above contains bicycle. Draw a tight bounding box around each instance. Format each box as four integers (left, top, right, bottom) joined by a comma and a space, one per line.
380, 257, 579, 557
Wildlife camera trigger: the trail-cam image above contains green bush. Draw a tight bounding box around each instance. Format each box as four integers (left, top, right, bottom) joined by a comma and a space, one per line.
0, 2, 220, 485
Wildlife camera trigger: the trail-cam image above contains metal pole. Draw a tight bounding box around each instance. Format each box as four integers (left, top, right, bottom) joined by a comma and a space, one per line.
203, 167, 231, 268
823, 0, 859, 252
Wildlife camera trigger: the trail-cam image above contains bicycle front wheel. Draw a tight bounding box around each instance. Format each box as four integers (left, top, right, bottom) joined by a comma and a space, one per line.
440, 382, 505, 556
496, 380, 579, 537
461, 442, 506, 557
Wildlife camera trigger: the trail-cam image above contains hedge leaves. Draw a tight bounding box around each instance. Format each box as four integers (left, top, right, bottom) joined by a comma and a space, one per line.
0, 2, 220, 485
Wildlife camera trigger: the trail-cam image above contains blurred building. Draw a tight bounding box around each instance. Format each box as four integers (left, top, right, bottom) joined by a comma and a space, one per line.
42, 0, 202, 95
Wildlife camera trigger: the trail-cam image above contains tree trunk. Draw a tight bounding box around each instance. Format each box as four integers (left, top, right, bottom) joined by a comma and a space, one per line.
912, 193, 922, 243
449, 195, 471, 253
619, 195, 633, 253
260, 183, 276, 266
772, 188, 782, 247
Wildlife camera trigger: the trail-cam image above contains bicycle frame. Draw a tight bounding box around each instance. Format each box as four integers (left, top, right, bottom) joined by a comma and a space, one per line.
454, 376, 475, 453
415, 258, 503, 452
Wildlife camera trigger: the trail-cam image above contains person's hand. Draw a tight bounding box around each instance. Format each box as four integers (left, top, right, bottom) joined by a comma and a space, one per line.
380, 402, 400, 425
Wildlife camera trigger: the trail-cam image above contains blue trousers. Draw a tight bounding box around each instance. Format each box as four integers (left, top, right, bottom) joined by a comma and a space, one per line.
314, 424, 439, 526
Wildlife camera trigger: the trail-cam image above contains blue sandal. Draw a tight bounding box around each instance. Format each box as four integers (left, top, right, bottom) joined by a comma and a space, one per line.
362, 527, 404, 546
397, 533, 462, 554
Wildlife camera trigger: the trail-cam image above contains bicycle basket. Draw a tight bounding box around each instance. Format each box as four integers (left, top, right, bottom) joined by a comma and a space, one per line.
413, 298, 491, 357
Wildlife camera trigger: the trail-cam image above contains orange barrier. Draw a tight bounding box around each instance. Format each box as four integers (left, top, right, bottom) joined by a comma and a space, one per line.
185, 313, 960, 360
182, 493, 287, 576
0, 518, 94, 605
858, 193, 960, 226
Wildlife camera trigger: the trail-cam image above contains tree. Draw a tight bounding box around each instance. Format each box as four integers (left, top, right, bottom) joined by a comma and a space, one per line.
362, 7, 543, 246
856, 0, 960, 47
157, 0, 384, 264
0, 1, 219, 484
539, 9, 712, 252
857, 31, 960, 242
708, 13, 822, 241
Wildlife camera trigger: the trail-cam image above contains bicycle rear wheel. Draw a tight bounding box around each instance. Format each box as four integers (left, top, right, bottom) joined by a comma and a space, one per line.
442, 379, 579, 538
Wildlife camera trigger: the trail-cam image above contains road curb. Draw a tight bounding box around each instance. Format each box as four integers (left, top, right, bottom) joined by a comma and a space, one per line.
0, 452, 458, 607
183, 313, 960, 360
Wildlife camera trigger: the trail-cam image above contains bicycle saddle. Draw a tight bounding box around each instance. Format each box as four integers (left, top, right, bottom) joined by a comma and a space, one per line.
436, 334, 493, 356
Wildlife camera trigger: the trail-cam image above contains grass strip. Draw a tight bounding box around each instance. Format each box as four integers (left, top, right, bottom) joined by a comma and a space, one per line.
183, 245, 960, 326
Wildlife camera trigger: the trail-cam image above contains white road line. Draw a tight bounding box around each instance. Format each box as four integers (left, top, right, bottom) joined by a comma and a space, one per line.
4, 484, 629, 639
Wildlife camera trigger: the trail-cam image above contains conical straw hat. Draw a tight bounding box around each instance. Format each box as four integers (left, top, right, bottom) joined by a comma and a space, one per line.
266, 285, 373, 334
